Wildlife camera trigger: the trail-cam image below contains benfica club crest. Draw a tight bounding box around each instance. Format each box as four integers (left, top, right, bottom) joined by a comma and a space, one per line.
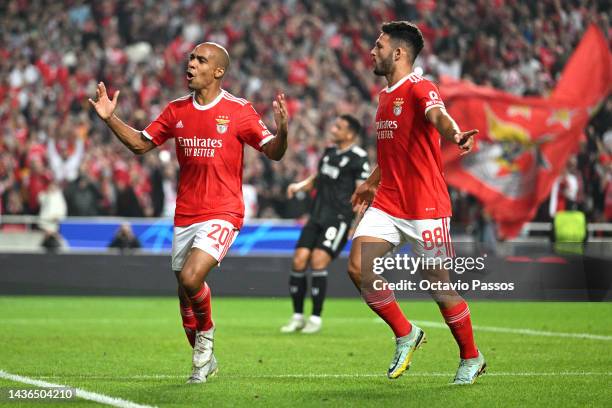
215, 116, 230, 134
393, 98, 404, 116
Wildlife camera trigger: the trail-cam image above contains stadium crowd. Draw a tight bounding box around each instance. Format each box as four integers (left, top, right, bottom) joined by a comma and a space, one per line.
1, 0, 611, 232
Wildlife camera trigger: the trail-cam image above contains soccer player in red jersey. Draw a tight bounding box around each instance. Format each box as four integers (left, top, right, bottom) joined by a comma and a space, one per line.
89, 42, 289, 383
349, 22, 486, 384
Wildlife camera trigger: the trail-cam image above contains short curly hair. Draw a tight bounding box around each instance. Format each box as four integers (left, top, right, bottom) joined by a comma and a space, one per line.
381, 21, 424, 63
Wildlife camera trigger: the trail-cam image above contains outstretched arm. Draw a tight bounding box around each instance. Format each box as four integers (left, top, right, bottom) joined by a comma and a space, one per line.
287, 174, 316, 199
426, 106, 477, 155
88, 82, 156, 155
46, 137, 61, 171
261, 94, 289, 161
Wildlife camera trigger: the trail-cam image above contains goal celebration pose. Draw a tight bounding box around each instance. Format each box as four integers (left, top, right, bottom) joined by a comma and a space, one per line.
349, 22, 485, 384
89, 42, 289, 383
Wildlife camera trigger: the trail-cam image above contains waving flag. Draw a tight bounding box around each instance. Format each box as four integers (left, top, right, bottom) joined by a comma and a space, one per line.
441, 24, 612, 238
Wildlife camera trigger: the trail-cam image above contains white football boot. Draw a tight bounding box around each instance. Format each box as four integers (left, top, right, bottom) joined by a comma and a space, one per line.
187, 326, 216, 383
452, 351, 486, 385
387, 325, 427, 379
280, 314, 306, 333
301, 315, 322, 334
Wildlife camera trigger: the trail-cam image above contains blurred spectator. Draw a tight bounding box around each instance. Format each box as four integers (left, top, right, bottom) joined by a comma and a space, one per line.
115, 177, 144, 218
38, 179, 67, 232
64, 173, 102, 216
47, 135, 84, 184
0, 0, 609, 226
38, 179, 67, 252
549, 157, 580, 218
161, 160, 177, 217
144, 153, 164, 217
108, 223, 141, 251
243, 184, 258, 221
20, 157, 51, 215
3, 189, 25, 216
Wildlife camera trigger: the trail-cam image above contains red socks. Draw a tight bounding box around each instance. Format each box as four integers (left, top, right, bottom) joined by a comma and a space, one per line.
189, 283, 214, 332
179, 304, 196, 347
363, 287, 412, 338
440, 301, 478, 359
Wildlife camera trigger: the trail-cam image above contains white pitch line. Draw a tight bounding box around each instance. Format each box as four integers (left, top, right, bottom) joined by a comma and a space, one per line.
2, 318, 611, 341
408, 320, 612, 341
0, 370, 155, 408
33, 372, 612, 380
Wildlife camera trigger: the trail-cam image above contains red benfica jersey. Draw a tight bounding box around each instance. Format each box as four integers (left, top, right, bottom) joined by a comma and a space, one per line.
143, 90, 274, 228
372, 72, 452, 219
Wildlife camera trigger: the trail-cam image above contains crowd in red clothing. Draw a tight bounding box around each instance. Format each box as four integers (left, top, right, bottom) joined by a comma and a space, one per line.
0, 0, 610, 226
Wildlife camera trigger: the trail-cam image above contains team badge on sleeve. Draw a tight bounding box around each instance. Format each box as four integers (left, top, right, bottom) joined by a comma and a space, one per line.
393, 98, 404, 116
216, 116, 230, 134
258, 119, 273, 137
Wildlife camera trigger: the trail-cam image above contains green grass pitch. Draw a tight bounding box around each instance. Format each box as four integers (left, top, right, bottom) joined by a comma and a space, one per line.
0, 297, 611, 407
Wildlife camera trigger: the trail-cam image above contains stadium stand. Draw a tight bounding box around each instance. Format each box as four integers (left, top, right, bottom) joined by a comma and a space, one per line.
0, 0, 610, 233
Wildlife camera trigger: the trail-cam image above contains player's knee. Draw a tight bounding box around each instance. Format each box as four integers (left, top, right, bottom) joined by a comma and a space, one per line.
292, 254, 309, 271
308, 250, 327, 269
178, 268, 201, 293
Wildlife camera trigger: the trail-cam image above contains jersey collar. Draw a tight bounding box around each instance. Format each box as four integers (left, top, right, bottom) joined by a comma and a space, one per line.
336, 143, 356, 155
384, 73, 413, 93
192, 90, 224, 110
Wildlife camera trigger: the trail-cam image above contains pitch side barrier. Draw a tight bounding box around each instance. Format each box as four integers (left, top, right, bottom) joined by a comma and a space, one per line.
1, 215, 611, 254
0, 216, 610, 299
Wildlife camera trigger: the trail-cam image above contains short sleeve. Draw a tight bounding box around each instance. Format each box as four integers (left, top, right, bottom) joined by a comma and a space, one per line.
355, 157, 371, 181
413, 80, 445, 118
142, 104, 174, 145
237, 104, 275, 151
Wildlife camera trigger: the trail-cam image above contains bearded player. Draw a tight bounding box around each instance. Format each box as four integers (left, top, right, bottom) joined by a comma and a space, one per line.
349, 21, 485, 385
89, 42, 288, 383
281, 115, 369, 334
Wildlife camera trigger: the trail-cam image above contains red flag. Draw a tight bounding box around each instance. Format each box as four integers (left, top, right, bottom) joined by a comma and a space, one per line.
441, 25, 611, 238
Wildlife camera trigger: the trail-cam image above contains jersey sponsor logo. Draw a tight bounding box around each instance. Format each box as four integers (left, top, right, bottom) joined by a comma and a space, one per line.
321, 163, 340, 179
215, 116, 230, 134
393, 98, 404, 116
376, 120, 397, 140
376, 120, 398, 130
339, 156, 350, 167
176, 120, 184, 128
177, 136, 223, 158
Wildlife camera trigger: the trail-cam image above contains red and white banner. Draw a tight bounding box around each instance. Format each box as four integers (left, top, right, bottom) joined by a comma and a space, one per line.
441, 24, 612, 238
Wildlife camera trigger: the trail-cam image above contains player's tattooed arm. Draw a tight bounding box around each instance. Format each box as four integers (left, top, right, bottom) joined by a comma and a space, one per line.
426, 106, 478, 155
262, 93, 289, 160
287, 174, 316, 199
89, 82, 156, 155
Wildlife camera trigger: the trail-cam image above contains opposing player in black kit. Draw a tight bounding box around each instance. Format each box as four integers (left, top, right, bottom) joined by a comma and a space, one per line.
281, 114, 370, 333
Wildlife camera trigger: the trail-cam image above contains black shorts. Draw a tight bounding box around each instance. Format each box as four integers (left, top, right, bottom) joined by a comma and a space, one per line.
295, 217, 351, 259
